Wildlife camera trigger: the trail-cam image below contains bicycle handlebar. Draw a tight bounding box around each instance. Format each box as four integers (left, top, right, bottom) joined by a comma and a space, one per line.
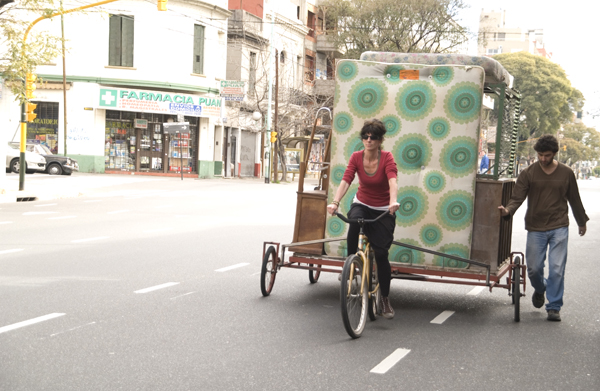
334, 210, 389, 225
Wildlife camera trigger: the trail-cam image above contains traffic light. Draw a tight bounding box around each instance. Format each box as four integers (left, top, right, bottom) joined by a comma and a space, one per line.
25, 73, 37, 99
270, 131, 277, 143
26, 102, 37, 122
157, 0, 167, 11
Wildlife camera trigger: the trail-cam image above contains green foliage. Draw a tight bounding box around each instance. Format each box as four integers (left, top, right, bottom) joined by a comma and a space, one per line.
320, 0, 470, 59
558, 123, 600, 164
1, 0, 63, 103
593, 166, 600, 177
494, 52, 583, 139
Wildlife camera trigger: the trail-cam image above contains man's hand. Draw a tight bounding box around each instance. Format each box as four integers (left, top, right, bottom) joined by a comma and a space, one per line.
389, 202, 400, 215
498, 205, 510, 216
579, 226, 587, 236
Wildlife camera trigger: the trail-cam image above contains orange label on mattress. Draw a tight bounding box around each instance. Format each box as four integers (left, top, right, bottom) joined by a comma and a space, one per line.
399, 70, 419, 80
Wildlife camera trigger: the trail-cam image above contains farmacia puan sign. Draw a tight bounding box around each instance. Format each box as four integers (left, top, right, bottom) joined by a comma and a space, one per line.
98, 87, 221, 117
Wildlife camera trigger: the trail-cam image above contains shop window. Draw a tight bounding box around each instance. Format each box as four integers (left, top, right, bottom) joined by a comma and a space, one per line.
108, 14, 134, 67
193, 24, 205, 74
27, 101, 59, 153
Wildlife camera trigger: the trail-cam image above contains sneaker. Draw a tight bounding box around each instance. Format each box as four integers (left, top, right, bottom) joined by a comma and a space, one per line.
382, 297, 395, 319
532, 291, 545, 308
547, 309, 561, 322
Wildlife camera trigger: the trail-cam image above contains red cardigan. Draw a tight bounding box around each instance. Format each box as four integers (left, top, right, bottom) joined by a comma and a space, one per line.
342, 150, 398, 207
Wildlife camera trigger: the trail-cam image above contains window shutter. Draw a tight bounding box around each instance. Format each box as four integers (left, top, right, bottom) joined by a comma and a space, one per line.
108, 15, 121, 66
193, 25, 205, 74
121, 15, 134, 67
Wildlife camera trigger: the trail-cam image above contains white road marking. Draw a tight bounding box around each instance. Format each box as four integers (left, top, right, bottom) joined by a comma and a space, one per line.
48, 216, 77, 220
0, 221, 13, 225
467, 286, 486, 296
34, 203, 57, 207
107, 209, 129, 214
50, 322, 96, 337
170, 292, 197, 300
0, 313, 66, 334
0, 249, 24, 255
143, 228, 173, 233
370, 348, 411, 374
84, 200, 102, 203
215, 263, 250, 272
251, 271, 261, 276
431, 310, 455, 324
71, 236, 110, 243
134, 282, 180, 294
23, 211, 59, 216
154, 205, 174, 209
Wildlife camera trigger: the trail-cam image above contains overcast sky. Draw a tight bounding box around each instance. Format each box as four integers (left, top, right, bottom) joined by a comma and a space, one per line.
457, 0, 600, 127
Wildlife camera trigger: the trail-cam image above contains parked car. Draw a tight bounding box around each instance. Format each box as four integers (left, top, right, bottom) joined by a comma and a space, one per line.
5, 143, 47, 174
9, 142, 79, 175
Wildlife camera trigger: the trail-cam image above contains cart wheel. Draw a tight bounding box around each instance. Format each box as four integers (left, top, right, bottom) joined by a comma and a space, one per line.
512, 255, 521, 322
340, 254, 368, 339
308, 264, 321, 283
261, 246, 278, 297
368, 252, 381, 321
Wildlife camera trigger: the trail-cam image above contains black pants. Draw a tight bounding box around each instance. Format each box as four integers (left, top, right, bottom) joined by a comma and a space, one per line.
346, 203, 395, 297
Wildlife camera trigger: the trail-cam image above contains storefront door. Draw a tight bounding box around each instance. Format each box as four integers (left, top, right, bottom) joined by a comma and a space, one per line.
137, 124, 165, 172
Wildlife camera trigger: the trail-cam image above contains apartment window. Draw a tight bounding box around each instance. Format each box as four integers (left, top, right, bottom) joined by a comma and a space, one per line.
497, 33, 506, 41
249, 52, 257, 91
280, 51, 285, 63
486, 48, 499, 55
307, 11, 315, 38
305, 55, 315, 82
108, 15, 134, 67
193, 24, 205, 74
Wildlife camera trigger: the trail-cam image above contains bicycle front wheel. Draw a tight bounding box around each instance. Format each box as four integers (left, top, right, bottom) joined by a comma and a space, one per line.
340, 254, 368, 339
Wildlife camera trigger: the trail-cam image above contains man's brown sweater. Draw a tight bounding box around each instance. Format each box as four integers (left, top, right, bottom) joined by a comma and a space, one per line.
505, 161, 589, 231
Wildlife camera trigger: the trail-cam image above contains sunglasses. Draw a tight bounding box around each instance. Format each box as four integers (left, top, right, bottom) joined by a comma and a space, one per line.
361, 134, 381, 141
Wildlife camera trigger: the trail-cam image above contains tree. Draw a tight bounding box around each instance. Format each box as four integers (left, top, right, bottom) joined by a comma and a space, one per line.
558, 123, 600, 165
320, 0, 470, 59
494, 52, 584, 141
1, 0, 63, 103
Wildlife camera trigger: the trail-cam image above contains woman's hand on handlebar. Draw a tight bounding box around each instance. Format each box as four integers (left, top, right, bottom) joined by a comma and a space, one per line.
327, 203, 339, 215
388, 202, 400, 215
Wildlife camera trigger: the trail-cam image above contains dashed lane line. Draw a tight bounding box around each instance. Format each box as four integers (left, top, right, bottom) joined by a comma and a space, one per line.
84, 200, 102, 203
50, 322, 96, 337
0, 221, 13, 225
134, 282, 180, 294
0, 313, 66, 334
48, 216, 77, 220
431, 310, 455, 324
370, 348, 411, 374
23, 211, 59, 216
0, 249, 24, 255
215, 263, 249, 272
34, 203, 57, 207
170, 292, 197, 300
71, 236, 110, 243
467, 286, 486, 296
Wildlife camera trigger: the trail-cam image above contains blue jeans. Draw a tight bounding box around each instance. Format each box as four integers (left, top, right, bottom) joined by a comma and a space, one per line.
525, 227, 569, 311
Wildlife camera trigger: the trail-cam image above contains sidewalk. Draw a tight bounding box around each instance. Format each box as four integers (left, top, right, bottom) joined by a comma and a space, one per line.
0, 172, 317, 204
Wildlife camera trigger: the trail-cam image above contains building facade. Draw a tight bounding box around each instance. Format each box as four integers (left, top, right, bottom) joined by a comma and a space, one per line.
1, 0, 231, 178
478, 9, 550, 59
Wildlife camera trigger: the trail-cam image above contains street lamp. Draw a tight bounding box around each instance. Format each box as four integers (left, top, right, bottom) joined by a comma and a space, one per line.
252, 111, 262, 121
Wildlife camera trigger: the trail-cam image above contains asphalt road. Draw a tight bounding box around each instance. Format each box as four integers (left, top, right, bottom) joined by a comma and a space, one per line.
1, 174, 598, 390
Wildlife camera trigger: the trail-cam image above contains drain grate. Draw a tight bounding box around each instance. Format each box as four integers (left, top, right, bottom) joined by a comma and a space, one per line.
16, 196, 38, 202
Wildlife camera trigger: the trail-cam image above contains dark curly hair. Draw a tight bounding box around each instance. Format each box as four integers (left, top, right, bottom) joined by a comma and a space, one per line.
534, 135, 559, 153
359, 119, 386, 140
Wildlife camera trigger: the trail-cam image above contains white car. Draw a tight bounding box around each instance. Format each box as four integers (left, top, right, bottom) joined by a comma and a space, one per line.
5, 143, 47, 174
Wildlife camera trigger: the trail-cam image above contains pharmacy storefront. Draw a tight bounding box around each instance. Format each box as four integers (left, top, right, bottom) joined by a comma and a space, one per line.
97, 87, 222, 175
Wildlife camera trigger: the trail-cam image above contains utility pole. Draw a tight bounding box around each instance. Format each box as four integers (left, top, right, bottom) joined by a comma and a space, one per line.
265, 11, 274, 184
273, 49, 279, 182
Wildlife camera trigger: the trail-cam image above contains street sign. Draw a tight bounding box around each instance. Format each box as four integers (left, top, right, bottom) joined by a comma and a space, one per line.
163, 122, 190, 134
